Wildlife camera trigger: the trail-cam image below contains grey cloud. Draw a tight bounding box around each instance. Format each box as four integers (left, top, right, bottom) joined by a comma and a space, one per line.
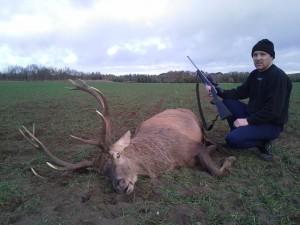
0, 0, 300, 74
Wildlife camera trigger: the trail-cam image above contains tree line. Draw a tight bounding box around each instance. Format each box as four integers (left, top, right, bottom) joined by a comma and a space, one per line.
1, 64, 299, 83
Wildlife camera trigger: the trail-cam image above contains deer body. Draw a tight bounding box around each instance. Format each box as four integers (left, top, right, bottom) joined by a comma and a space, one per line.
129, 108, 203, 173
20, 80, 236, 195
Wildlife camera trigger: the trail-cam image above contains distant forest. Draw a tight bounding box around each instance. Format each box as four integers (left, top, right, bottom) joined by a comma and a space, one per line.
1, 64, 300, 83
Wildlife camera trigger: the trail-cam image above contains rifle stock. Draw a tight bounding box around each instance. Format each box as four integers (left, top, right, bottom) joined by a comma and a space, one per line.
214, 99, 233, 120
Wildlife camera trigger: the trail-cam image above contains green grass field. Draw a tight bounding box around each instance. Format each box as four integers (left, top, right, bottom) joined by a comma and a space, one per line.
1, 81, 299, 225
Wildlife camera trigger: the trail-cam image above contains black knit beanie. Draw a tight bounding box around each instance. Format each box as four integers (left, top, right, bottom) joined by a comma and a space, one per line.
251, 39, 275, 59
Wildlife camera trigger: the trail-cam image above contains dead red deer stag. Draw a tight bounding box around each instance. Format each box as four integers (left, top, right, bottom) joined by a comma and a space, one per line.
19, 79, 236, 195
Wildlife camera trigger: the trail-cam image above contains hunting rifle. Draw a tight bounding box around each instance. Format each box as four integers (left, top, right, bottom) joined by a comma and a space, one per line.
187, 56, 232, 130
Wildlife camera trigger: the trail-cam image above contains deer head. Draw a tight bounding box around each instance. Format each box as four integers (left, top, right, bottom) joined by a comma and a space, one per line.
20, 79, 136, 195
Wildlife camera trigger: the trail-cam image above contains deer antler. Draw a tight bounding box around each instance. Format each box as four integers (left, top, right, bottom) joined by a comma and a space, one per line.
68, 79, 112, 149
19, 79, 112, 174
19, 125, 94, 171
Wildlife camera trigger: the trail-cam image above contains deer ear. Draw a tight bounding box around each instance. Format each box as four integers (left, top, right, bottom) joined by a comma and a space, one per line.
113, 131, 131, 151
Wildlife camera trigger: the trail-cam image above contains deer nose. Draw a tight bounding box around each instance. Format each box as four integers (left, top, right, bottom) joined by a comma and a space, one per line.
114, 179, 127, 193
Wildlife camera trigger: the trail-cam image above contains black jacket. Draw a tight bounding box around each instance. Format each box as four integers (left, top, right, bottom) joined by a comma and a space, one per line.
220, 64, 292, 127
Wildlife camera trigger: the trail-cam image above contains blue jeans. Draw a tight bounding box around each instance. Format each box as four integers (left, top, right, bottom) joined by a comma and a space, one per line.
223, 99, 282, 149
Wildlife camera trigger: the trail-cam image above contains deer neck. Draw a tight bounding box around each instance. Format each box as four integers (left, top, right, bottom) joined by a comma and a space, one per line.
124, 142, 157, 178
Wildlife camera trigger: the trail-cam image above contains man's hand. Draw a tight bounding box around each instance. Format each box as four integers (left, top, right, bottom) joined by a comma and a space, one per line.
205, 84, 212, 95
234, 118, 249, 127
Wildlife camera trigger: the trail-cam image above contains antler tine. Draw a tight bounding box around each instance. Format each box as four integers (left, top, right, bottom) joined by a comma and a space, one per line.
31, 167, 47, 179
19, 125, 93, 170
46, 161, 93, 171
68, 79, 112, 149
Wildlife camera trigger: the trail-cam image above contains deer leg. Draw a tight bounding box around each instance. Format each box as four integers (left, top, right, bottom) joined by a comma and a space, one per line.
197, 146, 236, 177
206, 145, 217, 155
219, 156, 236, 174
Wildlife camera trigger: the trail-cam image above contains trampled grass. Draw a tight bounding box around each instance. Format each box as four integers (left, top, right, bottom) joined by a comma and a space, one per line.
0, 81, 299, 225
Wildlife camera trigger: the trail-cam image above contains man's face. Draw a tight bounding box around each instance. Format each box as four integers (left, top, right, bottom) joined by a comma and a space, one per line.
252, 51, 273, 72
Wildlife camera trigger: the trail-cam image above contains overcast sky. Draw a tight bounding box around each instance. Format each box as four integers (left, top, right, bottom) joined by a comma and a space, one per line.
1, 0, 300, 75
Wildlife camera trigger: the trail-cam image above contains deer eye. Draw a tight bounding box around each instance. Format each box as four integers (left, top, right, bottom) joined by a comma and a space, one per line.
116, 153, 121, 158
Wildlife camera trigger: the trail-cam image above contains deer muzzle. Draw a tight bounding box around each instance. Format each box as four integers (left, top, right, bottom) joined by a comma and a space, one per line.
113, 179, 134, 195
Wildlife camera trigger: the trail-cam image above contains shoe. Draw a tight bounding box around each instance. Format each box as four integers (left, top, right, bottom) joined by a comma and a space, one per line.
259, 140, 273, 161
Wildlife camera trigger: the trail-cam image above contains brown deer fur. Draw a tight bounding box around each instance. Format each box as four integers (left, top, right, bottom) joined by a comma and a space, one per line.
93, 108, 236, 194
